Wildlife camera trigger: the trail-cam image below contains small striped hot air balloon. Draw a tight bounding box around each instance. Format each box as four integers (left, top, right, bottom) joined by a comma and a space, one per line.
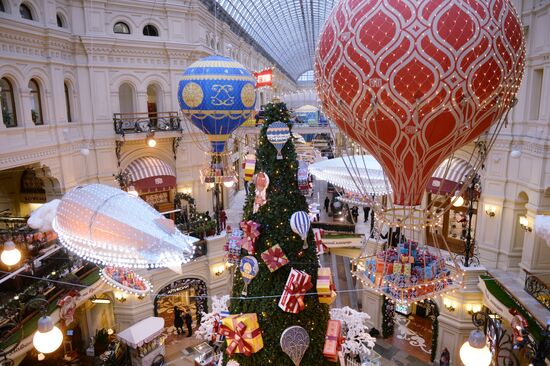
266, 121, 290, 159
290, 211, 311, 249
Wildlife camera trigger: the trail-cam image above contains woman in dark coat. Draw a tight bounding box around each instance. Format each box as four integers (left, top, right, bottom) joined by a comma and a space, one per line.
173, 306, 184, 335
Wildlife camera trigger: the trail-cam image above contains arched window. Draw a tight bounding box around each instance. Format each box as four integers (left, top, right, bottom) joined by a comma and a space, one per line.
143, 24, 158, 37
0, 1, 6, 13
1, 78, 17, 127
28, 79, 43, 125
20, 3, 33, 20
64, 82, 72, 122
118, 83, 135, 114
113, 22, 130, 34
56, 13, 65, 28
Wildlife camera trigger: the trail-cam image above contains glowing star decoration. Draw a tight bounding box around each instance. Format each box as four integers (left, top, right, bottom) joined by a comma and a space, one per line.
51, 184, 197, 269
266, 121, 291, 159
290, 211, 311, 249
315, 0, 525, 206
178, 55, 256, 153
280, 326, 310, 366
239, 256, 259, 296
100, 266, 153, 296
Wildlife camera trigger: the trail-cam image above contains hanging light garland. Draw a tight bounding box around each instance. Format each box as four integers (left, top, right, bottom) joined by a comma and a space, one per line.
100, 266, 153, 297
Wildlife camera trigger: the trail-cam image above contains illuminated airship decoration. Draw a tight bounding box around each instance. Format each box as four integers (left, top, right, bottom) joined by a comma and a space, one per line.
46, 184, 197, 269
178, 55, 256, 186
315, 0, 525, 208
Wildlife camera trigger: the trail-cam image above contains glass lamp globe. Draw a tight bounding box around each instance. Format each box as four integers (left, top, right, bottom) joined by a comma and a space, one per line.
452, 195, 465, 207
1, 240, 21, 266
146, 136, 157, 148
459, 329, 491, 366
33, 315, 63, 354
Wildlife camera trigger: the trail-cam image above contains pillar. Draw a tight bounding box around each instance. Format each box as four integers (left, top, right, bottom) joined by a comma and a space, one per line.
436, 265, 487, 365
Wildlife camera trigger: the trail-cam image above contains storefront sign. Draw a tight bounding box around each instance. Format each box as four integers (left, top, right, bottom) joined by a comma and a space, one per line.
254, 68, 273, 88
142, 191, 169, 206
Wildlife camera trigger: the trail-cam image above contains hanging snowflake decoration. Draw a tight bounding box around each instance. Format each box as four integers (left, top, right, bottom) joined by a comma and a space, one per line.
196, 295, 230, 342
330, 307, 376, 358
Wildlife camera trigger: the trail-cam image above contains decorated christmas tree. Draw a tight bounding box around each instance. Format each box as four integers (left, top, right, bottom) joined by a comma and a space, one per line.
224, 102, 332, 365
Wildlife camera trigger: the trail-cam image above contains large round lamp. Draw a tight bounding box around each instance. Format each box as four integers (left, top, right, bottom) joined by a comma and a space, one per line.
459, 329, 492, 366
33, 314, 63, 354
1, 240, 21, 266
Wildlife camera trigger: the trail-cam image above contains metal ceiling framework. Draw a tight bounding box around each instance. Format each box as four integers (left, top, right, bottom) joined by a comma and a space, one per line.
215, 0, 337, 80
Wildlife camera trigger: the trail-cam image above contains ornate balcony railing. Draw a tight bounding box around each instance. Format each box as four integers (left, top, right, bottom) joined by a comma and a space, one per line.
113, 112, 181, 136
524, 270, 550, 311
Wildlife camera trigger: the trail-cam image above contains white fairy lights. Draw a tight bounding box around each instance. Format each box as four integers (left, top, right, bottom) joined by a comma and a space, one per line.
52, 184, 197, 269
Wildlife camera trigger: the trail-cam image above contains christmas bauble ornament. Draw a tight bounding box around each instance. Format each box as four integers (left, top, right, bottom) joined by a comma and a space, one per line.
239, 256, 259, 296
315, 0, 525, 205
290, 211, 311, 249
280, 326, 310, 366
266, 121, 290, 159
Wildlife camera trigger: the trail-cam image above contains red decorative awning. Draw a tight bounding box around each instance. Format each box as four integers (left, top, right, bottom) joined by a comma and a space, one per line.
124, 156, 176, 193
426, 158, 473, 195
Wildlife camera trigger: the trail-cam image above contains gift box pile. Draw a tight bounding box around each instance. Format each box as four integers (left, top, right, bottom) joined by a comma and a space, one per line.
323, 319, 343, 362
317, 268, 337, 304
224, 228, 243, 265
362, 241, 454, 300
278, 268, 312, 313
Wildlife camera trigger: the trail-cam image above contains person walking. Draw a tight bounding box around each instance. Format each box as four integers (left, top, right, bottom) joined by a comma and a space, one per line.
184, 309, 193, 337
324, 196, 330, 213
173, 306, 184, 335
363, 205, 370, 223
351, 206, 359, 223
220, 210, 227, 230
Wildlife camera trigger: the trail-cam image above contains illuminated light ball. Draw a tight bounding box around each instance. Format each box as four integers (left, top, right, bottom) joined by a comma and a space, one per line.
459, 330, 491, 366
1, 240, 21, 266
178, 55, 256, 153
33, 316, 63, 354
510, 150, 521, 158
315, 0, 525, 206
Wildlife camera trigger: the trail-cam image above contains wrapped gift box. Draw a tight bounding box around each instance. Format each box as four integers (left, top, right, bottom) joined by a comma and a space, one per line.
260, 244, 288, 272
323, 319, 342, 362
376, 257, 394, 274
317, 268, 337, 304
219, 313, 263, 356
278, 268, 312, 313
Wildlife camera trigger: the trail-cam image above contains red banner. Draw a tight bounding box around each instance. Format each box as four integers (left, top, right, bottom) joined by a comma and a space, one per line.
253, 68, 273, 88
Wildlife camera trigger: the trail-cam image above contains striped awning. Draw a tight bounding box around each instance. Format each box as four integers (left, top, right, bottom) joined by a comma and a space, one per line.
124, 156, 176, 193
426, 158, 474, 195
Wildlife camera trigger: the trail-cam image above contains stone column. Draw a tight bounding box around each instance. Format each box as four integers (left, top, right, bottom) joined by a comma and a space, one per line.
436, 265, 487, 365
362, 286, 383, 331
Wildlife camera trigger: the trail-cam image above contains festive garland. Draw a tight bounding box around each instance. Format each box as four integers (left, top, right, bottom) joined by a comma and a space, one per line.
381, 296, 395, 338
428, 299, 440, 362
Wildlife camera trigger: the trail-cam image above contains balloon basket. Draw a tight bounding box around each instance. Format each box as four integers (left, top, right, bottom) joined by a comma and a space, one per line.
352, 242, 463, 304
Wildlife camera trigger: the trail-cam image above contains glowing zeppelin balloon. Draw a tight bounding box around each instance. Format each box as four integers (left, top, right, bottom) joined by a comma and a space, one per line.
178, 55, 256, 153
52, 184, 197, 268
315, 0, 525, 205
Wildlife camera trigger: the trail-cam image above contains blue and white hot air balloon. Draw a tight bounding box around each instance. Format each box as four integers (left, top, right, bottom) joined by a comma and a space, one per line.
266, 121, 290, 159
178, 55, 256, 153
290, 211, 311, 249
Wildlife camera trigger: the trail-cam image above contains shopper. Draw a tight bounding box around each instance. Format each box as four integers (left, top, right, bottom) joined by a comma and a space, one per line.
184, 309, 193, 337
351, 206, 359, 223
220, 210, 227, 230
324, 196, 330, 213
173, 306, 184, 335
363, 205, 370, 223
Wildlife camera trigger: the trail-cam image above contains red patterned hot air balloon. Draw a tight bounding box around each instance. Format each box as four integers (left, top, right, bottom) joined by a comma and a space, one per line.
315, 0, 525, 206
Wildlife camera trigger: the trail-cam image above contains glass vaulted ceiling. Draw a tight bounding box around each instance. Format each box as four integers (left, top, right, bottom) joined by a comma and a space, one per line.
216, 0, 337, 80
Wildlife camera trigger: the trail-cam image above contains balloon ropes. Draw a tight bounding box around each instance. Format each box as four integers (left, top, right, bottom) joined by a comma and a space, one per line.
178, 55, 257, 186
315, 0, 525, 305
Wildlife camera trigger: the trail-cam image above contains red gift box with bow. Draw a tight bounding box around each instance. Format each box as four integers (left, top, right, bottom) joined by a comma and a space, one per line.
239, 220, 261, 255
323, 319, 344, 362
278, 268, 312, 314
218, 313, 263, 356
260, 244, 289, 272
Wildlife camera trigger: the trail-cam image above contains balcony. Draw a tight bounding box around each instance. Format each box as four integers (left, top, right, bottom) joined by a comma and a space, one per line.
113, 112, 181, 136
524, 270, 550, 311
